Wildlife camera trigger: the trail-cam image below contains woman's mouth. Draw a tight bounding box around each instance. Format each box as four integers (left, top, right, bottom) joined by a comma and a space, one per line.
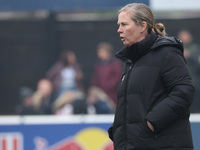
120, 37, 125, 41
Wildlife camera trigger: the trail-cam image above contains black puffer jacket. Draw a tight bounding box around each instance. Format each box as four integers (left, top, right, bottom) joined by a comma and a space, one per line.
108, 32, 195, 150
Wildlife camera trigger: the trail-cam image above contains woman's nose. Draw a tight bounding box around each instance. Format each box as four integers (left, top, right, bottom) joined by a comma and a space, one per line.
117, 26, 122, 33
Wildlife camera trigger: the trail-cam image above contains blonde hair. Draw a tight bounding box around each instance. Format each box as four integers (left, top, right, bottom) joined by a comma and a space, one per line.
119, 3, 166, 36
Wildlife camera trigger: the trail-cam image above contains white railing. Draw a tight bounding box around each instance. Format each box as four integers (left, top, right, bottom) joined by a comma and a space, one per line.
0, 114, 199, 125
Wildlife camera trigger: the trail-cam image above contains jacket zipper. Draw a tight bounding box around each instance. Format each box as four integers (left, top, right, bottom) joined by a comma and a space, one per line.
124, 63, 133, 149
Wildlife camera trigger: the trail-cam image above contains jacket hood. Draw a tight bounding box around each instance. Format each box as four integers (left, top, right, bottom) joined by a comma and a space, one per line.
116, 32, 184, 63
152, 35, 184, 52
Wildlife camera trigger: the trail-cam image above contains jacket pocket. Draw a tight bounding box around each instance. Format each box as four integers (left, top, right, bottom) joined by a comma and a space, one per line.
144, 121, 156, 135
126, 123, 156, 148
127, 123, 155, 139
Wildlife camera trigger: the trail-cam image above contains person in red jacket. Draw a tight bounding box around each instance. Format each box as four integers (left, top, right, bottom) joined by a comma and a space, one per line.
90, 42, 122, 106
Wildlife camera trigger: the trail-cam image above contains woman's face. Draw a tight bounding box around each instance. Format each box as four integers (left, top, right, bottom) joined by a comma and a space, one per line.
67, 53, 76, 65
117, 11, 145, 46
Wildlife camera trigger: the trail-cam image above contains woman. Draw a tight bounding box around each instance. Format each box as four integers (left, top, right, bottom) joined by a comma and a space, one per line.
46, 50, 83, 97
108, 3, 195, 150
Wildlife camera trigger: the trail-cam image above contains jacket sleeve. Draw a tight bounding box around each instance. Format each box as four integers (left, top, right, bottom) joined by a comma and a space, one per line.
108, 123, 114, 141
46, 61, 62, 80
100, 60, 122, 90
90, 64, 100, 87
145, 49, 195, 133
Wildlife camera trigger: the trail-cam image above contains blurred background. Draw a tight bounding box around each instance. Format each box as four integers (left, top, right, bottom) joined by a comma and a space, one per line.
1, 0, 200, 115
1, 0, 200, 149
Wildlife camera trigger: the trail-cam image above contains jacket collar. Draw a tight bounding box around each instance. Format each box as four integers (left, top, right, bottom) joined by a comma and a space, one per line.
115, 32, 158, 63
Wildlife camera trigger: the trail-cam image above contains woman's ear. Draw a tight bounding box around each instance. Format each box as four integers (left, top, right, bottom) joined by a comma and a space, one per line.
140, 21, 147, 33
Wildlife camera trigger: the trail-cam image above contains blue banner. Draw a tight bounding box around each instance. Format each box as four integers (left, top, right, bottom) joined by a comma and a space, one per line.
0, 115, 199, 150
0, 123, 112, 150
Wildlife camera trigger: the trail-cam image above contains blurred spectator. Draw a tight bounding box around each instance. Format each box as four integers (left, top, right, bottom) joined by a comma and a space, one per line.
178, 29, 200, 83
32, 79, 54, 114
178, 29, 200, 113
90, 42, 122, 105
46, 50, 83, 97
20, 79, 54, 115
16, 87, 34, 114
53, 90, 87, 115
87, 86, 114, 114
